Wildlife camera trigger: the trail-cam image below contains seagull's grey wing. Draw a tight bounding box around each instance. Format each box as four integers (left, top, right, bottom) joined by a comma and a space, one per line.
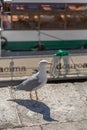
15, 73, 41, 91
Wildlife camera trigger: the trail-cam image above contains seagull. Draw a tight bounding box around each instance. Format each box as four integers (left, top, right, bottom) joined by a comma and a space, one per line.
14, 60, 51, 100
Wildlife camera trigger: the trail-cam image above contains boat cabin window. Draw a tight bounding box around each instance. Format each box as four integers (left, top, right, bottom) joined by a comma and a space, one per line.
2, 2, 11, 29
3, 2, 11, 12
2, 2, 87, 30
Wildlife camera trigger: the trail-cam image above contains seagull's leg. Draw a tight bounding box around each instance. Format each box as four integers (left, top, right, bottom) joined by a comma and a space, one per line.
29, 91, 32, 99
35, 90, 38, 100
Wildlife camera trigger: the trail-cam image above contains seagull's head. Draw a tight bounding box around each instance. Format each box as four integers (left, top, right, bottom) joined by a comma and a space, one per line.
39, 60, 52, 67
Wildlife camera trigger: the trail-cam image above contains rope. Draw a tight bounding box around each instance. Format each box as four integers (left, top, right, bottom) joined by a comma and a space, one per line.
37, 31, 64, 41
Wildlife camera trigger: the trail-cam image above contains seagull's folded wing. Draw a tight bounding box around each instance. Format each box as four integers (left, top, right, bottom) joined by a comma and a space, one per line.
16, 73, 41, 91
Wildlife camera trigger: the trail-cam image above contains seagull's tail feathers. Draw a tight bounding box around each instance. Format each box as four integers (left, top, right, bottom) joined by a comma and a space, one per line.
13, 83, 24, 91
13, 83, 22, 91
13, 86, 18, 91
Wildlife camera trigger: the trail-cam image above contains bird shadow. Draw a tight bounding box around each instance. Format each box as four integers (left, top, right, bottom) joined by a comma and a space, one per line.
8, 99, 58, 122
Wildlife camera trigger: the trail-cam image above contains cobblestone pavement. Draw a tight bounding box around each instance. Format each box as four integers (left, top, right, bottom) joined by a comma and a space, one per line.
0, 82, 87, 130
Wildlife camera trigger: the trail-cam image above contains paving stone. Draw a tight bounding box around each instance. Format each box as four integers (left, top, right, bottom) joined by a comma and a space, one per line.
7, 126, 41, 130
0, 82, 87, 129
0, 87, 21, 129
42, 120, 87, 130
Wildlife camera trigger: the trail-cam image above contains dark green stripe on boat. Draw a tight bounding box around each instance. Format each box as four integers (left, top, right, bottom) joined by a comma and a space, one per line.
4, 40, 87, 51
